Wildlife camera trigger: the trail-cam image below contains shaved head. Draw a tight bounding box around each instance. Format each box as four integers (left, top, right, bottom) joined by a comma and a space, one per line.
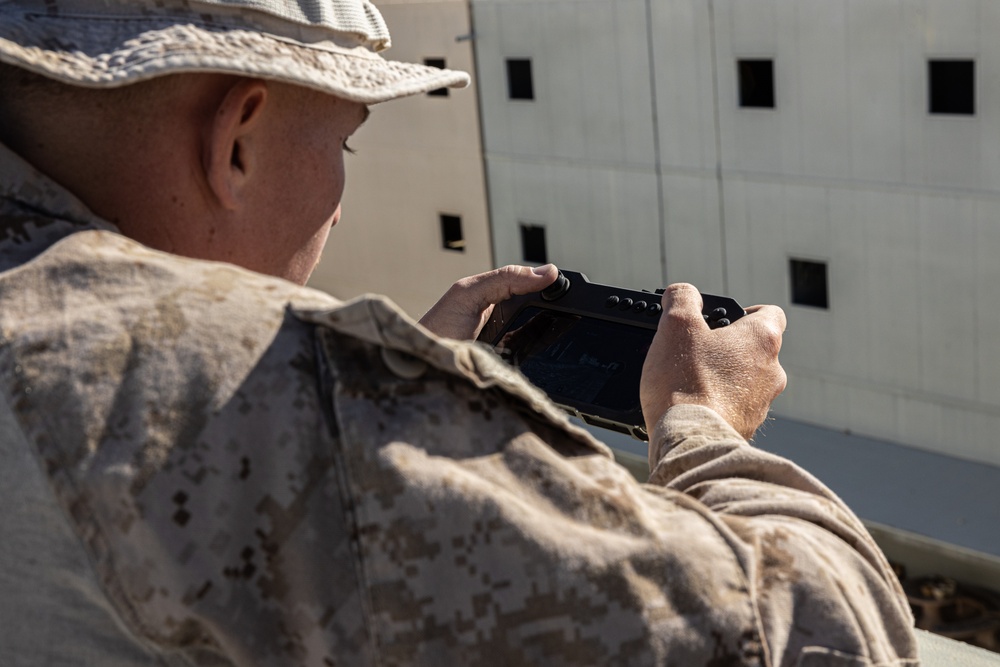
0, 63, 368, 284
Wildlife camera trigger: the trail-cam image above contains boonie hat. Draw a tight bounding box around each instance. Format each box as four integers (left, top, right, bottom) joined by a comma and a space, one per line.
0, 0, 470, 103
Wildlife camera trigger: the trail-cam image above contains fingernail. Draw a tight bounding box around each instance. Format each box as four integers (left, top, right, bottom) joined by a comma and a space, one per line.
532, 264, 554, 275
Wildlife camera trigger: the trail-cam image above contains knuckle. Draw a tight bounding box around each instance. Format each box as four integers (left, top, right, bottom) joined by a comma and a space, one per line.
454, 265, 516, 291
450, 276, 475, 292
497, 264, 525, 279
759, 336, 782, 360
749, 319, 784, 357
664, 282, 698, 296
662, 283, 704, 324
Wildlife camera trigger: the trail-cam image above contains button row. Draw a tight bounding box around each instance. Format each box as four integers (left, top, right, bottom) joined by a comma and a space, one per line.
605, 295, 662, 315
705, 307, 731, 330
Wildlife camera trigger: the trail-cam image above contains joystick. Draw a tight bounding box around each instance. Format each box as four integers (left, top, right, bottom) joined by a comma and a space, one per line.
477, 270, 746, 440
540, 270, 571, 301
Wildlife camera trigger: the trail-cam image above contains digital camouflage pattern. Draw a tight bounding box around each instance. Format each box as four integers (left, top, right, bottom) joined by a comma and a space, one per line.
0, 140, 918, 665
0, 0, 469, 103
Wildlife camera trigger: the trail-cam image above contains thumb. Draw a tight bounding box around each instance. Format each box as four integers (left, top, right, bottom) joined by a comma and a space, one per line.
659, 283, 706, 324
463, 264, 559, 310
419, 264, 559, 340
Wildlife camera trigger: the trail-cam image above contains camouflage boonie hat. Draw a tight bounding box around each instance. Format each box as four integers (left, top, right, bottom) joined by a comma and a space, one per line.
0, 0, 470, 104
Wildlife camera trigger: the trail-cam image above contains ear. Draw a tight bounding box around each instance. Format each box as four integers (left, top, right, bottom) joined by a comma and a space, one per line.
204, 79, 269, 211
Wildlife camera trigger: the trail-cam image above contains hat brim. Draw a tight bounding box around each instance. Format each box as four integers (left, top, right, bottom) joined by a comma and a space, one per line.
0, 15, 469, 104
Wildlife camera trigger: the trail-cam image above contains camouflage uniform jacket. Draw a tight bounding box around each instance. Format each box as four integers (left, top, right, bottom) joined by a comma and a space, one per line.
0, 141, 918, 666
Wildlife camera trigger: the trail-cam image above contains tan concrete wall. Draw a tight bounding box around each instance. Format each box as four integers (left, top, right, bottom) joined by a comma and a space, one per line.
308, 0, 493, 319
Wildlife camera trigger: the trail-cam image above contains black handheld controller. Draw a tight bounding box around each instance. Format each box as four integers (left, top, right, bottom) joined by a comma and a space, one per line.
476, 270, 746, 441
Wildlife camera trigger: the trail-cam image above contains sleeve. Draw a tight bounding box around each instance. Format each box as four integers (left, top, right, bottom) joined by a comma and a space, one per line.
648, 405, 919, 666
312, 315, 920, 667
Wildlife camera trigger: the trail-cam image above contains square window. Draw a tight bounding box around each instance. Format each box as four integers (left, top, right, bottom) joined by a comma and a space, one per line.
424, 58, 449, 97
929, 60, 975, 115
440, 214, 464, 251
790, 259, 828, 309
506, 59, 534, 101
519, 223, 547, 264
738, 59, 775, 108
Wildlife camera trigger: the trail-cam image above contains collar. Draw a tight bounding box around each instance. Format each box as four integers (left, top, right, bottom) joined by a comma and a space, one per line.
0, 141, 118, 269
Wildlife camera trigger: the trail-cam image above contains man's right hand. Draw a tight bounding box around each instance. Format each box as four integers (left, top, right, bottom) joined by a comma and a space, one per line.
419, 264, 560, 341
639, 283, 787, 440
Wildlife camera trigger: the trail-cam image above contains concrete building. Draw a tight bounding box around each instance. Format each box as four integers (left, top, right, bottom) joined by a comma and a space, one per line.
474, 0, 1000, 471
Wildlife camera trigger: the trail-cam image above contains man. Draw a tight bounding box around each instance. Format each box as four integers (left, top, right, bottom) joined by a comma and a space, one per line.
0, 0, 917, 665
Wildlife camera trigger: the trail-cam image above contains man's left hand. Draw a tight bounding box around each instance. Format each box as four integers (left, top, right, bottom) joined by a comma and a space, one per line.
419, 264, 559, 340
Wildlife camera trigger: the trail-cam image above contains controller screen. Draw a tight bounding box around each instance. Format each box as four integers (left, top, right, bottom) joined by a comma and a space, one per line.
496, 307, 654, 413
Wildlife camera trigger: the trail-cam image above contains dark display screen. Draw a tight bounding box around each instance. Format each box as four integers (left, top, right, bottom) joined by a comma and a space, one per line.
495, 307, 655, 413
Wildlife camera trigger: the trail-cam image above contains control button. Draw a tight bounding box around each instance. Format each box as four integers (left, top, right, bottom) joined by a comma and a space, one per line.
541, 271, 571, 301
647, 303, 662, 315
633, 300, 647, 312
605, 295, 620, 308
711, 307, 728, 319
618, 297, 634, 310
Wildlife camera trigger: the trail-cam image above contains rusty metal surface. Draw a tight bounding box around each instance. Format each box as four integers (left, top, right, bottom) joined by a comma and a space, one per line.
904, 574, 1000, 652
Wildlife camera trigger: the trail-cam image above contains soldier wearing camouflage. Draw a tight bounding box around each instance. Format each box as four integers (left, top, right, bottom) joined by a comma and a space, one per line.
0, 0, 918, 665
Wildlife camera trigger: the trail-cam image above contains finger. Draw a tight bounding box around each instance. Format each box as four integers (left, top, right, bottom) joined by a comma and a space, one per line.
659, 283, 706, 328
741, 304, 787, 333
738, 305, 786, 357
460, 264, 559, 310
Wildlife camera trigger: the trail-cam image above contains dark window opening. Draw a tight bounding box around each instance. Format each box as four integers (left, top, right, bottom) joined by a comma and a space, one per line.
506, 59, 534, 100
790, 259, 828, 309
520, 223, 547, 264
424, 58, 449, 97
440, 214, 464, 251
738, 59, 775, 108
929, 60, 975, 115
